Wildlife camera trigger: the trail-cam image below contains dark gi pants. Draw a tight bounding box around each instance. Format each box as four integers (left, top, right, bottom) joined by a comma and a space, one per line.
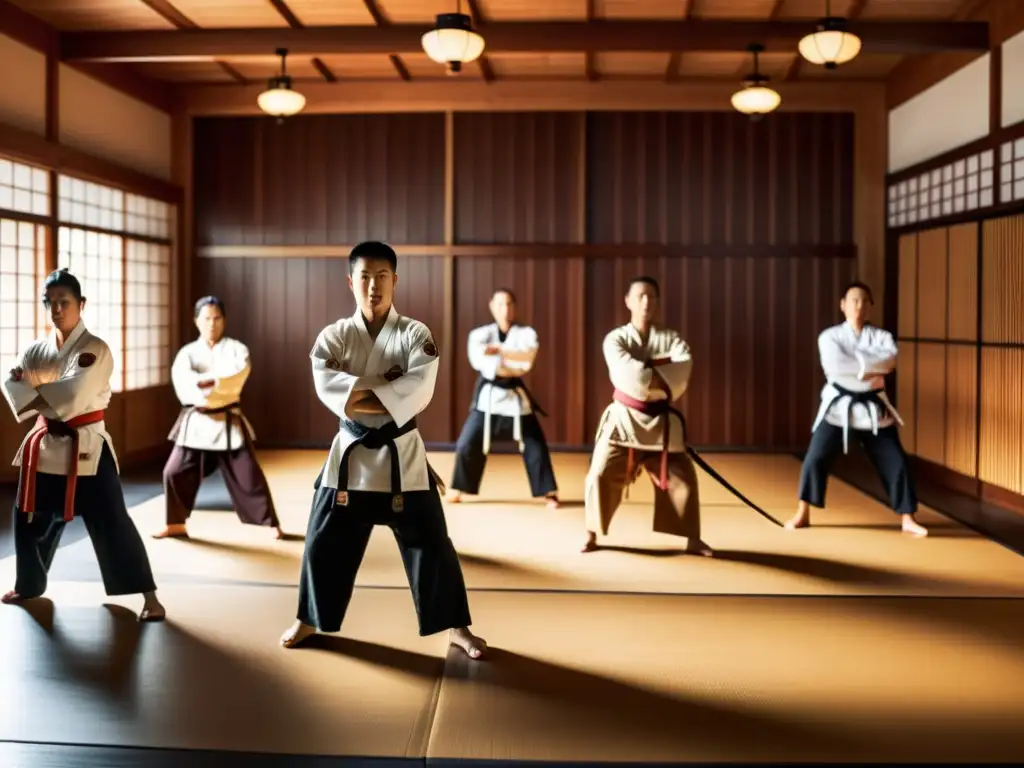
451, 410, 558, 497
13, 443, 157, 599
798, 423, 918, 514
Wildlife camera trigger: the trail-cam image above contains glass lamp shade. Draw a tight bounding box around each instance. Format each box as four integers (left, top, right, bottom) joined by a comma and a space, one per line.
257, 85, 306, 117
731, 85, 781, 116
798, 28, 862, 67
421, 13, 485, 70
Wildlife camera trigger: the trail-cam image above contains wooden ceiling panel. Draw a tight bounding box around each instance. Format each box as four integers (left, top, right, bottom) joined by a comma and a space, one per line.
131, 61, 234, 81
487, 53, 587, 77
691, 0, 777, 18
400, 52, 485, 78
798, 51, 904, 77
221, 55, 323, 80
314, 54, 405, 78
595, 0, 685, 20
859, 0, 964, 19
375, 0, 452, 23
167, 0, 290, 27
283, 0, 377, 25
6, 0, 176, 30
775, 0, 863, 17
477, 0, 587, 21
596, 52, 671, 77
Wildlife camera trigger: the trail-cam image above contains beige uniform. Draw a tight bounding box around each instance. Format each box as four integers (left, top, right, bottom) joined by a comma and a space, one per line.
585, 323, 701, 539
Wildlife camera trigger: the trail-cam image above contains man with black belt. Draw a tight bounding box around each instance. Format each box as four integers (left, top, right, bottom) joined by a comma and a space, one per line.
785, 281, 927, 536
449, 288, 559, 507
153, 295, 283, 540
280, 241, 486, 660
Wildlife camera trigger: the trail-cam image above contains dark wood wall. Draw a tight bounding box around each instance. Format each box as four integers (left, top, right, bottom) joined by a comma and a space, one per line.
192, 110, 856, 450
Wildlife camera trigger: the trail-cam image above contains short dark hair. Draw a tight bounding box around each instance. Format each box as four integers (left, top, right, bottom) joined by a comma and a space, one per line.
42, 268, 84, 306
349, 241, 397, 274
492, 287, 517, 303
194, 295, 226, 319
627, 276, 659, 297
842, 281, 873, 305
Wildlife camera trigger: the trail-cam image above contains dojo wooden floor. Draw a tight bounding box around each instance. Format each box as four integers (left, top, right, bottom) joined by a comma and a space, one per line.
2, 450, 1023, 765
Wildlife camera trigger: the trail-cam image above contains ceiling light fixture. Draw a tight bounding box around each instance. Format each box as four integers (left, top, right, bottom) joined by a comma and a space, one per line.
257, 48, 306, 121
731, 43, 781, 119
798, 0, 862, 69
421, 0, 486, 74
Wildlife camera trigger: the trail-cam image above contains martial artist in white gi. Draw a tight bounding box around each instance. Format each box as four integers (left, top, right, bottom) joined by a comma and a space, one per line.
786, 281, 927, 536
281, 241, 486, 660
154, 295, 283, 540
1, 268, 164, 621
449, 288, 559, 506
584, 276, 712, 556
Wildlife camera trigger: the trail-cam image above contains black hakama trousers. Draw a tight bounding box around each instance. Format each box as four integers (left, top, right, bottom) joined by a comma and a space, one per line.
13, 443, 158, 599
162, 442, 280, 527
451, 410, 558, 497
297, 474, 472, 636
798, 423, 918, 514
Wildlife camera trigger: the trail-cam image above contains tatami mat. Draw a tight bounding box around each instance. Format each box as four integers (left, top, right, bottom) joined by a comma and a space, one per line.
1, 581, 1022, 763
7, 451, 1024, 598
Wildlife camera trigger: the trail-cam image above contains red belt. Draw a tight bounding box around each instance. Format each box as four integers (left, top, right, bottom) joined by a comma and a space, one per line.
613, 388, 680, 491
18, 410, 105, 522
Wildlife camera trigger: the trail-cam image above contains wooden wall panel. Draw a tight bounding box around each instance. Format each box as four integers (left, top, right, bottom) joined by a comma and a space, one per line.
914, 342, 947, 467
189, 109, 858, 451
194, 114, 446, 247
585, 112, 854, 246
947, 222, 978, 341
897, 233, 917, 338
978, 348, 1024, 493
944, 345, 978, 478
915, 227, 948, 340
981, 214, 1024, 343
584, 255, 855, 449
194, 255, 452, 448
896, 341, 917, 454
453, 113, 582, 245
453, 256, 586, 447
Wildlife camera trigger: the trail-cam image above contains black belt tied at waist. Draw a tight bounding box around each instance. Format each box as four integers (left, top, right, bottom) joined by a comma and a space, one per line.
314, 417, 420, 514
170, 401, 243, 452
471, 374, 547, 455
819, 383, 899, 454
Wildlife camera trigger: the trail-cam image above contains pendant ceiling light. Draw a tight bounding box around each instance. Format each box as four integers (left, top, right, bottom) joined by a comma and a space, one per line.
731, 44, 781, 119
421, 0, 486, 74
257, 48, 306, 120
798, 0, 862, 69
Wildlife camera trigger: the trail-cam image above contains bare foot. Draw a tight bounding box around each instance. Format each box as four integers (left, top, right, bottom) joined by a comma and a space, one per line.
139, 592, 166, 622
447, 491, 463, 503
902, 516, 928, 537
785, 503, 811, 530
450, 627, 487, 659
152, 524, 188, 539
545, 494, 560, 509
580, 531, 599, 553
1, 590, 23, 604
280, 621, 317, 648
686, 539, 714, 557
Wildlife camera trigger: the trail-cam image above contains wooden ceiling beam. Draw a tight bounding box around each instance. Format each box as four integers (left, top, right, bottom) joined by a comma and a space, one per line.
178, 78, 884, 117
135, 0, 247, 84
361, 0, 410, 82
465, 0, 496, 82
267, 0, 336, 83
59, 20, 990, 62
664, 0, 693, 83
